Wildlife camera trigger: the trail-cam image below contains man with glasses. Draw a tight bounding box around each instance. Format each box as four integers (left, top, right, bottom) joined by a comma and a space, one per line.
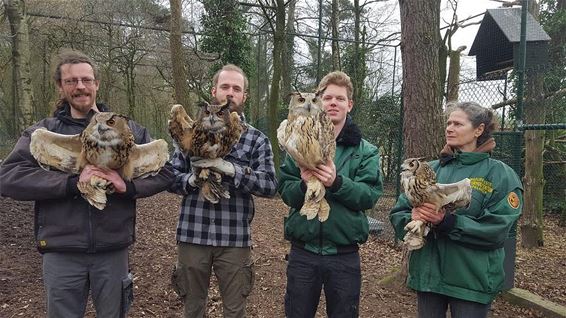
0, 49, 175, 317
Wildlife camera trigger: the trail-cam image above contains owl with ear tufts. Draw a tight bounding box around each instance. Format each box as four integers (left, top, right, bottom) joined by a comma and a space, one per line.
400, 157, 472, 250
168, 99, 246, 204
277, 91, 336, 222
30, 112, 169, 210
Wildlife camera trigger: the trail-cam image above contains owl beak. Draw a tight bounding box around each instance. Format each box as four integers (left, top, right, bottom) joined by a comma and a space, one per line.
97, 125, 109, 134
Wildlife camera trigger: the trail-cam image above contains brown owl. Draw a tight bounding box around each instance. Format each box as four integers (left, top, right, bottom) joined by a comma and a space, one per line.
277, 91, 336, 222
30, 112, 169, 210
168, 99, 245, 203
400, 158, 472, 250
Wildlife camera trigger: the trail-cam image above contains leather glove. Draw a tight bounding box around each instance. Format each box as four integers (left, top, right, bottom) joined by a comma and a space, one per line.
191, 158, 235, 177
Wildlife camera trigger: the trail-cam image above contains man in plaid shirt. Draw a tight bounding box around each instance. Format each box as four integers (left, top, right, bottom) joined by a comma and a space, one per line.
169, 64, 278, 318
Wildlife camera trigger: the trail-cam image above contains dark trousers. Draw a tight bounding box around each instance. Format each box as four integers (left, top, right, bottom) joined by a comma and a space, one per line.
285, 245, 361, 318
417, 291, 491, 318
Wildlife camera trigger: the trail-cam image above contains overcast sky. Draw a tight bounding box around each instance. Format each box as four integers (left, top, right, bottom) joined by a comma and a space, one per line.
440, 0, 503, 55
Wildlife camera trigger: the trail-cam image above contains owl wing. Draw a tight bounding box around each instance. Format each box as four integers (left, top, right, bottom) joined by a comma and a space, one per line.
122, 139, 169, 180
168, 104, 194, 156
318, 113, 336, 161
278, 117, 322, 169
428, 178, 472, 210
276, 119, 288, 151
30, 127, 83, 174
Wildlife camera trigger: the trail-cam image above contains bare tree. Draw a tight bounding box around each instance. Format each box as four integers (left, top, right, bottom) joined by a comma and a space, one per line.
521, 1, 545, 248
399, 0, 444, 158
446, 45, 466, 102
169, 0, 193, 114
281, 0, 296, 102
331, 0, 341, 70
266, 0, 286, 170
4, 0, 35, 132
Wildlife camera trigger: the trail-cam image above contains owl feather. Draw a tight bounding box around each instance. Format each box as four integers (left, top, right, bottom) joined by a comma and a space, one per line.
168, 99, 245, 204
277, 91, 335, 222
30, 112, 169, 210
397, 157, 472, 284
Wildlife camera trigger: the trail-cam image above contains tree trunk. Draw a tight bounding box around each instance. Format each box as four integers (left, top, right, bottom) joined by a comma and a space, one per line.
281, 0, 296, 102
446, 47, 466, 102
4, 0, 35, 132
126, 65, 136, 118
331, 0, 340, 71
399, 0, 444, 159
169, 0, 194, 115
353, 0, 360, 102
520, 3, 545, 248
268, 0, 286, 171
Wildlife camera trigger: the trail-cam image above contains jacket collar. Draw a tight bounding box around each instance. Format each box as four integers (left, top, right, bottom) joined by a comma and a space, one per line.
54, 101, 110, 127
439, 137, 495, 166
336, 115, 362, 147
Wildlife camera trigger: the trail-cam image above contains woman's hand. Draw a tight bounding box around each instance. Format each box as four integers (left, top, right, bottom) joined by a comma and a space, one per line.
411, 202, 445, 225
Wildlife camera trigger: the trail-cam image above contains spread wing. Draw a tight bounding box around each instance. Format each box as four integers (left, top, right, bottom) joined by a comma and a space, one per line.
168, 104, 194, 157
30, 127, 83, 174
428, 178, 472, 210
122, 139, 169, 180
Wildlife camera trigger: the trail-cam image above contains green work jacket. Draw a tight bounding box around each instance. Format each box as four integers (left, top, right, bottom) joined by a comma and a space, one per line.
390, 151, 523, 304
279, 121, 383, 255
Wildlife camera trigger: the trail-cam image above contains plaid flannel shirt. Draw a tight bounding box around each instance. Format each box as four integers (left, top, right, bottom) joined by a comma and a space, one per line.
169, 124, 278, 247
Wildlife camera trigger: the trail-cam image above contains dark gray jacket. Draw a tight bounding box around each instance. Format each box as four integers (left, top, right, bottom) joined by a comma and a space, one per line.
0, 103, 175, 253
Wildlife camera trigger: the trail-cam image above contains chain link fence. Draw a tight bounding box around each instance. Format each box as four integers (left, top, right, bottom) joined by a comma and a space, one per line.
457, 71, 565, 216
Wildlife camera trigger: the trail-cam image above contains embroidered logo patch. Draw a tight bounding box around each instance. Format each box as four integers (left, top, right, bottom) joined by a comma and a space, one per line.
507, 192, 520, 209
469, 178, 493, 194
39, 240, 47, 247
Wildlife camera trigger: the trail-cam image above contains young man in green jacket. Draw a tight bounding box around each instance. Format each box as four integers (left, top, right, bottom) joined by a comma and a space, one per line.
278, 71, 383, 317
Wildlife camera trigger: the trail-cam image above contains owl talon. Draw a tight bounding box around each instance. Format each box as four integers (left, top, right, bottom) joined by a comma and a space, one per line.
318, 199, 330, 222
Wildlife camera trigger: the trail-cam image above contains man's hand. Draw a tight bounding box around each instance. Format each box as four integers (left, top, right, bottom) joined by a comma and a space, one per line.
411, 202, 445, 225
191, 158, 235, 177
79, 164, 127, 193
311, 159, 337, 187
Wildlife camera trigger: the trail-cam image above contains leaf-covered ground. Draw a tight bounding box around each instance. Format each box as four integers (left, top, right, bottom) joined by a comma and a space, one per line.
1, 191, 564, 317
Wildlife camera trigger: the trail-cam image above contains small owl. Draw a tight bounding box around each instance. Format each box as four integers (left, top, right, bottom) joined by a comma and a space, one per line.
168, 99, 245, 204
400, 158, 472, 250
30, 112, 169, 210
277, 91, 336, 222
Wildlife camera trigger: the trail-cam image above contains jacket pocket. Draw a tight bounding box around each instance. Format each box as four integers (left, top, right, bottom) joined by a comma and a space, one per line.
171, 264, 188, 298
440, 244, 504, 293
240, 257, 255, 297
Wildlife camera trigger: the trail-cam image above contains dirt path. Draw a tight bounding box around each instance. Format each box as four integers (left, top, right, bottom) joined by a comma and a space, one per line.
1, 192, 564, 317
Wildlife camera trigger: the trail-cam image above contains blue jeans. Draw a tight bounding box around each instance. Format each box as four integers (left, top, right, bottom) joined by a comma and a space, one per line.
285, 245, 361, 318
417, 291, 491, 318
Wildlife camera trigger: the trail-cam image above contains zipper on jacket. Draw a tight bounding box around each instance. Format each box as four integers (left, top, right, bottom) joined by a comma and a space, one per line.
88, 205, 95, 253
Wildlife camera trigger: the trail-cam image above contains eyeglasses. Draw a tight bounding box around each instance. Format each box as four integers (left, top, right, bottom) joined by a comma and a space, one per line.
62, 78, 96, 87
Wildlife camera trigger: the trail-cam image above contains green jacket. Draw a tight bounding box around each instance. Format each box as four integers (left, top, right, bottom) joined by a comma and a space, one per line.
279, 119, 383, 255
390, 151, 523, 304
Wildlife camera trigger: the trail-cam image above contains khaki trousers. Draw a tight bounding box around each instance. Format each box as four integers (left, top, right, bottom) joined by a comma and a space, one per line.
172, 243, 254, 318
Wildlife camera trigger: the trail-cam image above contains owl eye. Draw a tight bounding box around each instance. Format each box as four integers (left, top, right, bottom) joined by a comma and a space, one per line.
217, 111, 224, 116
107, 119, 115, 125
205, 110, 210, 115
298, 97, 305, 103
311, 98, 317, 103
